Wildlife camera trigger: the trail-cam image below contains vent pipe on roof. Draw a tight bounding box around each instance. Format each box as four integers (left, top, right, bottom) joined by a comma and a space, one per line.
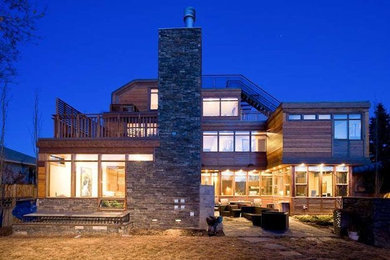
184, 7, 196, 28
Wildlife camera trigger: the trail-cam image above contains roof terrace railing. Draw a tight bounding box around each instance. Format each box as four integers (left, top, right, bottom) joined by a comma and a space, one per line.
53, 112, 158, 139
202, 74, 280, 116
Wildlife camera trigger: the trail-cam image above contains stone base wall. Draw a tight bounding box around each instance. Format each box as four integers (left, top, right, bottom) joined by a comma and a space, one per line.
37, 198, 98, 213
337, 197, 390, 248
199, 185, 214, 230
126, 162, 200, 229
13, 223, 128, 235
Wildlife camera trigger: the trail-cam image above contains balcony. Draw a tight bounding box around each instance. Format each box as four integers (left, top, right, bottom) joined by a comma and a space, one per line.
53, 112, 158, 139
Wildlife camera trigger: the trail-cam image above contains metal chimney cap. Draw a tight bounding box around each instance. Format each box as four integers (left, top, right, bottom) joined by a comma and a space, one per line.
183, 6, 196, 27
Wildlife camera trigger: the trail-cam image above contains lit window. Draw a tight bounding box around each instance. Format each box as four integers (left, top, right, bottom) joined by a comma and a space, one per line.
102, 162, 125, 198
318, 114, 331, 120
248, 171, 260, 196
49, 161, 71, 197
128, 154, 154, 161
203, 98, 220, 116
334, 114, 361, 140
322, 167, 333, 197
303, 114, 316, 120
251, 131, 266, 152
261, 174, 272, 195
49, 154, 71, 161
288, 114, 301, 120
235, 171, 247, 195
203, 131, 218, 152
201, 172, 212, 185
221, 98, 238, 116
75, 161, 98, 198
219, 131, 234, 152
75, 154, 98, 161
295, 166, 307, 196
150, 89, 158, 110
101, 154, 126, 161
221, 171, 233, 195
308, 166, 320, 197
235, 131, 250, 152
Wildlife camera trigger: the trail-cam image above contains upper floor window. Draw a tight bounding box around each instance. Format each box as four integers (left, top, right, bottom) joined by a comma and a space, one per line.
202, 131, 266, 152
334, 114, 361, 140
303, 114, 316, 120
288, 114, 301, 120
150, 89, 158, 110
203, 98, 238, 117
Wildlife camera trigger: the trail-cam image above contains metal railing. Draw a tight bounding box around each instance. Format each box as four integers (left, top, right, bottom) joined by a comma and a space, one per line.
53, 112, 158, 139
202, 74, 280, 116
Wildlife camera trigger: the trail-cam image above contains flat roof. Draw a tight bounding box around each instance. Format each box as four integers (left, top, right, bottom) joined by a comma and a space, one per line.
281, 101, 370, 109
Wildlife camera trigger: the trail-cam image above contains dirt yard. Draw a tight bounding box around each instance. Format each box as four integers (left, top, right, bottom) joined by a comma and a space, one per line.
0, 234, 389, 260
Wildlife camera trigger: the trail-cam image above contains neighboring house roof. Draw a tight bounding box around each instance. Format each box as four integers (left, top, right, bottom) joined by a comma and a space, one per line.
1, 146, 36, 166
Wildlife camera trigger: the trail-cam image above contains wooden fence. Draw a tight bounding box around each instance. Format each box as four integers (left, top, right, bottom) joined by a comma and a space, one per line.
1, 184, 37, 227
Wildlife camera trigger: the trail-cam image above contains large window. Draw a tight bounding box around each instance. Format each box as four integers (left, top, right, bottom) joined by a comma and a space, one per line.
203, 131, 218, 152
261, 174, 272, 195
248, 171, 260, 196
219, 131, 234, 152
308, 166, 320, 197
251, 131, 266, 152
234, 171, 247, 196
75, 159, 98, 198
48, 154, 71, 197
221, 171, 234, 195
202, 131, 266, 152
235, 131, 250, 152
203, 98, 220, 116
322, 166, 333, 197
201, 170, 219, 196
45, 153, 143, 200
295, 166, 307, 196
334, 114, 361, 140
102, 162, 125, 198
221, 98, 238, 116
202, 98, 238, 117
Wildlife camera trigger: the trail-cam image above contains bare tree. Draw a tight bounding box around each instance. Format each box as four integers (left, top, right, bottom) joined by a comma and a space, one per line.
0, 81, 9, 206
30, 88, 40, 184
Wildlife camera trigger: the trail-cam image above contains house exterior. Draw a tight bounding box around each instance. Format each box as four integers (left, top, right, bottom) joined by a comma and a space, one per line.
32, 11, 370, 230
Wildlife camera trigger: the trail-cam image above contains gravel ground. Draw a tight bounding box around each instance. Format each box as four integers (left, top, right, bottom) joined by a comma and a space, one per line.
0, 234, 389, 260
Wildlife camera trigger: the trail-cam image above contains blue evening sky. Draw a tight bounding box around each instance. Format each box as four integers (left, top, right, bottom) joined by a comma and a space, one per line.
5, 0, 390, 156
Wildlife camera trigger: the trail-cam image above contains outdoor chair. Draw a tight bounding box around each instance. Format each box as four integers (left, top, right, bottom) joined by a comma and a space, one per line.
244, 207, 273, 221
261, 211, 289, 232
219, 205, 231, 217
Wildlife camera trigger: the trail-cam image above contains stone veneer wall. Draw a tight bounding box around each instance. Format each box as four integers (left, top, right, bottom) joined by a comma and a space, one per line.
126, 28, 202, 229
37, 198, 98, 213
199, 185, 215, 229
339, 197, 390, 248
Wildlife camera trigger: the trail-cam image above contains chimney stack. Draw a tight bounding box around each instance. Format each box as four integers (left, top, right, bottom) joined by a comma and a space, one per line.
183, 7, 196, 28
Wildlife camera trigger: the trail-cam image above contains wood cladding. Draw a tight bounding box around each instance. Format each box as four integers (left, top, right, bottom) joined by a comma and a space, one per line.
283, 120, 332, 156
201, 152, 266, 168
37, 166, 46, 198
112, 81, 158, 112
266, 108, 283, 167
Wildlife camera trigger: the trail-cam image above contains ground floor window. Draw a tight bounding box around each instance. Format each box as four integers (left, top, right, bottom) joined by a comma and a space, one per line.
221, 170, 234, 195
49, 160, 71, 197
336, 166, 348, 196
295, 165, 308, 196
102, 162, 125, 197
234, 171, 247, 195
43, 153, 153, 200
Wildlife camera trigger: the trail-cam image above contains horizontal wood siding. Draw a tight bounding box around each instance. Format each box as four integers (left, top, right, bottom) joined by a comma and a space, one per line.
201, 152, 266, 168
37, 165, 46, 198
283, 120, 332, 159
266, 108, 283, 167
291, 197, 342, 215
114, 82, 157, 112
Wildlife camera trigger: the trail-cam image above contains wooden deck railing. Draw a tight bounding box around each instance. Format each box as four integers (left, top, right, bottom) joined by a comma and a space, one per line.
53, 112, 158, 138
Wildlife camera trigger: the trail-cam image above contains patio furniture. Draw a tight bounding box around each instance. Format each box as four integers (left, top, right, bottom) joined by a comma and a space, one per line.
251, 214, 262, 226
219, 205, 231, 217
231, 209, 241, 218
261, 211, 289, 231
242, 207, 273, 221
